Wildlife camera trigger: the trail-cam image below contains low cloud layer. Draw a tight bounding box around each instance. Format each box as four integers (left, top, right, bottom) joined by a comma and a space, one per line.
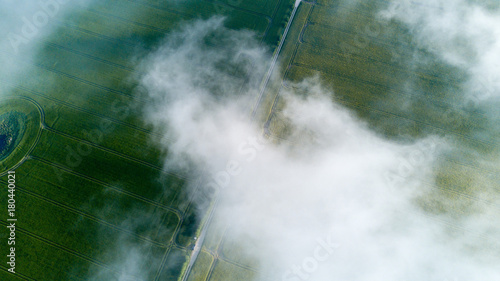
136, 11, 500, 281
0, 0, 94, 95
382, 0, 500, 111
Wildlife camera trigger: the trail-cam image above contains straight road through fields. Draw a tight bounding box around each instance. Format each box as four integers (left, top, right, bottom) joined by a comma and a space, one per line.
251, 0, 302, 120
181, 1, 303, 280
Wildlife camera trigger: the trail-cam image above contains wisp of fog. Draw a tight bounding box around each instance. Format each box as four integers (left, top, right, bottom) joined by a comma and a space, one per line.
0, 0, 95, 96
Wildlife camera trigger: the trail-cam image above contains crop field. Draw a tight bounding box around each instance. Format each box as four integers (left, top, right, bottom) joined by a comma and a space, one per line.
1, 0, 498, 280
0, 0, 296, 280
282, 2, 497, 209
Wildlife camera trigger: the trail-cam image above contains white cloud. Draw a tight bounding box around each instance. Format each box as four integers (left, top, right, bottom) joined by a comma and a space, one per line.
0, 0, 95, 95
137, 16, 500, 281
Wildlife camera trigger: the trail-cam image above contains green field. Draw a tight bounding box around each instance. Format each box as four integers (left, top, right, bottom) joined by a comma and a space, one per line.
1, 0, 498, 280
0, 0, 295, 280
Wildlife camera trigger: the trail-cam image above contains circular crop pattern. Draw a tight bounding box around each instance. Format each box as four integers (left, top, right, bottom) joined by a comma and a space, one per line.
0, 97, 42, 175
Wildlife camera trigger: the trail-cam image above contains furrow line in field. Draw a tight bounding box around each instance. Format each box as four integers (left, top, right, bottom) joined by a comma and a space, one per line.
0, 220, 120, 275
7, 82, 164, 139
10, 184, 172, 248
27, 156, 183, 218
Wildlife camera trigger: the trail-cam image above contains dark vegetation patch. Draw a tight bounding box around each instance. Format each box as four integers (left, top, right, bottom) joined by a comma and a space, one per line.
0, 112, 26, 161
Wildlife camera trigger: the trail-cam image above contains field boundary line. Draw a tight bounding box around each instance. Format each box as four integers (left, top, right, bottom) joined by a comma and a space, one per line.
0, 220, 119, 275
0, 96, 44, 177
45, 42, 134, 72
55, 19, 139, 48
27, 156, 183, 217
4, 182, 173, 248
130, 0, 272, 22
283, 63, 496, 148
297, 33, 464, 85
7, 82, 164, 139
86, 8, 171, 34
0, 266, 35, 281
30, 61, 139, 101
41, 126, 188, 180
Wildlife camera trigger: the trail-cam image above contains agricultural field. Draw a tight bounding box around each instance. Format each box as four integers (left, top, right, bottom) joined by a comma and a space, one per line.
0, 0, 295, 280
1, 0, 498, 280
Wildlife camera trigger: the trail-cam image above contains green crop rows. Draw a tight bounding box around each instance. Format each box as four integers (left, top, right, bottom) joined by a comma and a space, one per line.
0, 0, 296, 280
2, 0, 495, 280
